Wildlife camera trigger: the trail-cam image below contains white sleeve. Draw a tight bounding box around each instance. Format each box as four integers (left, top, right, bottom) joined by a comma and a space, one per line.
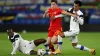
11, 38, 20, 55
55, 14, 64, 18
68, 8, 72, 11
77, 16, 84, 25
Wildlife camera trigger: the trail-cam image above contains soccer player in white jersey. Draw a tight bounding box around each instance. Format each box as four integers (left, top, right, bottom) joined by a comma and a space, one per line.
7, 29, 47, 55
55, 0, 96, 55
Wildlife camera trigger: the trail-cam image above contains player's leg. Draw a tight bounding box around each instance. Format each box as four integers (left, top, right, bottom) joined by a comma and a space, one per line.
51, 36, 62, 54
43, 38, 49, 51
25, 39, 48, 55
47, 37, 55, 52
63, 31, 91, 52
57, 31, 68, 51
34, 38, 56, 54
57, 30, 76, 52
51, 30, 63, 54
51, 30, 63, 44
30, 50, 37, 55
63, 30, 77, 37
24, 41, 37, 55
34, 38, 46, 46
71, 36, 95, 55
48, 30, 55, 52
61, 31, 95, 55
51, 36, 57, 44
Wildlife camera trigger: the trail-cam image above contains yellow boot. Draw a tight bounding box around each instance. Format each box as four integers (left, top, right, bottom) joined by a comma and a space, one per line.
90, 49, 96, 56
54, 49, 61, 54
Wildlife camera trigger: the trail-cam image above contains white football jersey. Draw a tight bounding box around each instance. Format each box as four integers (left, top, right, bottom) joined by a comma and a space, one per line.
55, 8, 84, 34
8, 32, 35, 55
69, 8, 84, 33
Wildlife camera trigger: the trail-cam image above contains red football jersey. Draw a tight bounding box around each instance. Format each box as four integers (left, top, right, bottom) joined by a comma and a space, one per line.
48, 7, 62, 30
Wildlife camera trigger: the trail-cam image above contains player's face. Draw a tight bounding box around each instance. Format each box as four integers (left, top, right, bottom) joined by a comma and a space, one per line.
51, 2, 57, 9
7, 31, 14, 37
74, 4, 80, 11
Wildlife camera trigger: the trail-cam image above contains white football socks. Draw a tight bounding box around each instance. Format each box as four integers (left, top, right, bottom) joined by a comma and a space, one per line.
58, 35, 63, 50
74, 44, 91, 52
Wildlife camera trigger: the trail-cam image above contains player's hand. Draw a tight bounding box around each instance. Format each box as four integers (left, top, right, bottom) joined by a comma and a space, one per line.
50, 15, 55, 20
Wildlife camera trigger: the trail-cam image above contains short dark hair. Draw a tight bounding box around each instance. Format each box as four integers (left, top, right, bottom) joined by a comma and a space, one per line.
74, 0, 82, 6
7, 29, 13, 32
51, 0, 58, 4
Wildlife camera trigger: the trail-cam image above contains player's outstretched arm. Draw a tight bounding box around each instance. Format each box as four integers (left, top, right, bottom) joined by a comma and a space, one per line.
54, 11, 77, 19
62, 10, 77, 17
11, 38, 20, 55
55, 14, 64, 18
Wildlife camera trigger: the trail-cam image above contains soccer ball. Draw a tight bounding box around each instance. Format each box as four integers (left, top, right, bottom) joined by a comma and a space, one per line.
37, 48, 46, 56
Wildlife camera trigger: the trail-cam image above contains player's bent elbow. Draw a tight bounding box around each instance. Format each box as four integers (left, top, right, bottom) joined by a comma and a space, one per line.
80, 22, 84, 25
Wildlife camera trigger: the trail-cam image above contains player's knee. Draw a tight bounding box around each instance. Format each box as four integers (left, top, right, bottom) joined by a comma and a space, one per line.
41, 39, 46, 43
47, 41, 51, 45
51, 39, 56, 44
34, 39, 46, 46
51, 37, 57, 44
59, 32, 65, 37
72, 43, 78, 48
47, 39, 51, 44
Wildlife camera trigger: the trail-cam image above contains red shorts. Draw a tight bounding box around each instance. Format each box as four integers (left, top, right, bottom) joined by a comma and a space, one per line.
48, 27, 62, 37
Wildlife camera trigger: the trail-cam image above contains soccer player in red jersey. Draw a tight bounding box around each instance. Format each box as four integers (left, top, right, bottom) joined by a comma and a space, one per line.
43, 0, 77, 54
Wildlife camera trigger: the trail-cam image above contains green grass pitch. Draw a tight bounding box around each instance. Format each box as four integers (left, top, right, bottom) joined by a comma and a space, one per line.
0, 32, 100, 56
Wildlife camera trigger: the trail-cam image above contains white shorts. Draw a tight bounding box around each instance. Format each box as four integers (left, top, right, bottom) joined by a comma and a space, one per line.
23, 40, 36, 55
64, 30, 79, 43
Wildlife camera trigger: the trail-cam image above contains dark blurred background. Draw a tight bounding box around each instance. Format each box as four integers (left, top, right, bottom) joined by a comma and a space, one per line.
0, 0, 100, 32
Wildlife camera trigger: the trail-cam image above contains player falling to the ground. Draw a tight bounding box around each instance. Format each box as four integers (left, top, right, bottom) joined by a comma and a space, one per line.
43, 0, 77, 54
55, 0, 96, 55
7, 29, 47, 55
